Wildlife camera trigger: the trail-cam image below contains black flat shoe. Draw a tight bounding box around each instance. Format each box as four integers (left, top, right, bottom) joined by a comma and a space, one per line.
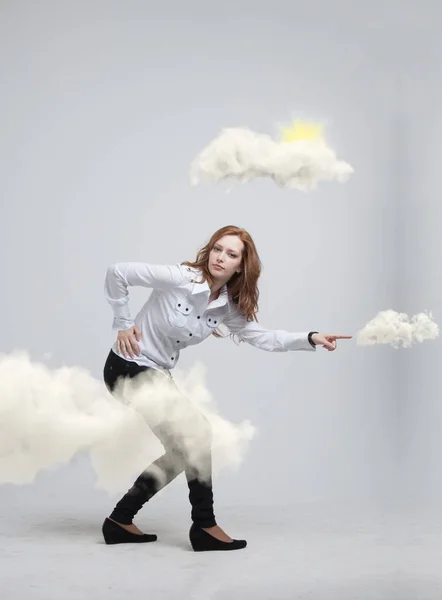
189, 523, 247, 552
102, 518, 157, 545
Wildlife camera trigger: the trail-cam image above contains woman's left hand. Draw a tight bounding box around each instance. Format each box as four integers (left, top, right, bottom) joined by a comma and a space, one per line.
311, 333, 353, 351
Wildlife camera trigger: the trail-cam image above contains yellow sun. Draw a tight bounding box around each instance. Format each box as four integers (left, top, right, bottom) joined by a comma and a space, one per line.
280, 120, 324, 142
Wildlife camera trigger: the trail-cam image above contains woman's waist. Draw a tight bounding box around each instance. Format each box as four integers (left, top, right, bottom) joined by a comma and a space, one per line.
110, 342, 172, 374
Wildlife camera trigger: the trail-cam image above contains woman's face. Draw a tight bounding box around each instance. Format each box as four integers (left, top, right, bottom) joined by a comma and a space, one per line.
208, 235, 244, 282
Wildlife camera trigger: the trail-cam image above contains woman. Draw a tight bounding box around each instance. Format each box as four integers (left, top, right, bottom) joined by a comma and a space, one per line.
101, 225, 352, 551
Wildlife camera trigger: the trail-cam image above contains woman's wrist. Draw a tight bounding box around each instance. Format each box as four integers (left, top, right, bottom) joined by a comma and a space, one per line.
308, 331, 319, 347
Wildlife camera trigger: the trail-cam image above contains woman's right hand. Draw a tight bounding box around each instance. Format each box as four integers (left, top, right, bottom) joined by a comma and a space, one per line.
116, 326, 141, 359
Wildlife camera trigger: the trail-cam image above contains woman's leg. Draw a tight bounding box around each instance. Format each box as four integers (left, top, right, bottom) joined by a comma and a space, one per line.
108, 403, 217, 529
103, 350, 242, 545
108, 446, 185, 525
103, 350, 216, 528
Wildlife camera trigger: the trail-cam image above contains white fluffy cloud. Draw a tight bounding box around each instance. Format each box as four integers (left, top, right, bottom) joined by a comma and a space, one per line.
0, 351, 255, 493
190, 127, 354, 191
356, 310, 439, 348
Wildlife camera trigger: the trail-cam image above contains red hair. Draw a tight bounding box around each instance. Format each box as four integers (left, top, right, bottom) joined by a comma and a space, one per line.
182, 225, 262, 329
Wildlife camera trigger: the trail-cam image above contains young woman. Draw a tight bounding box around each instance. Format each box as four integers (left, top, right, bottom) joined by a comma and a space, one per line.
101, 225, 352, 552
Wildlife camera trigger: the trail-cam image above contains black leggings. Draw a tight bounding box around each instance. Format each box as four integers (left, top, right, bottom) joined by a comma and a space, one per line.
103, 350, 216, 528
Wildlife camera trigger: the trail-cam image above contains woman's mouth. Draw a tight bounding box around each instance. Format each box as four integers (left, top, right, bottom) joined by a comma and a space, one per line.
213, 264, 224, 270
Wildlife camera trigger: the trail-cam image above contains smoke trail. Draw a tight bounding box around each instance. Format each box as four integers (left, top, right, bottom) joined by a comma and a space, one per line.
0, 351, 255, 494
356, 310, 439, 348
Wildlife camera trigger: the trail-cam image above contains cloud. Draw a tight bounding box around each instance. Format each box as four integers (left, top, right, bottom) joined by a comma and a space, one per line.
356, 310, 439, 348
0, 351, 255, 494
189, 127, 353, 191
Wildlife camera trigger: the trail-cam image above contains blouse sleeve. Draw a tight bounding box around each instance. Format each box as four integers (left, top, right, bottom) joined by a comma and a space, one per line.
223, 307, 316, 352
104, 262, 189, 329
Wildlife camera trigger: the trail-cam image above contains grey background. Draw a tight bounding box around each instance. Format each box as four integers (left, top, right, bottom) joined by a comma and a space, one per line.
399, 50, 442, 509
0, 1, 440, 598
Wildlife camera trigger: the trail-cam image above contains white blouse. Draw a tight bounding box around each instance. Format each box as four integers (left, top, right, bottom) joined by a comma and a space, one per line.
104, 262, 316, 372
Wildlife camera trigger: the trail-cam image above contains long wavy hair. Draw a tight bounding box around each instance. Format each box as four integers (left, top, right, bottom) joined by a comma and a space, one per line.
182, 225, 262, 338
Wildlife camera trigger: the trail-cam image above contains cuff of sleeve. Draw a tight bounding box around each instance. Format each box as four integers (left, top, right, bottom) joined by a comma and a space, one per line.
285, 332, 317, 351
308, 331, 319, 348
112, 318, 135, 331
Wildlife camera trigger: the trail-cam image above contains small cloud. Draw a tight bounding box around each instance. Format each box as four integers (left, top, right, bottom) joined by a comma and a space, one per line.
356, 309, 439, 348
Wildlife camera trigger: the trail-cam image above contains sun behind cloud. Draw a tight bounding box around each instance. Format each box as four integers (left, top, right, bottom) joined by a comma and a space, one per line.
280, 120, 324, 142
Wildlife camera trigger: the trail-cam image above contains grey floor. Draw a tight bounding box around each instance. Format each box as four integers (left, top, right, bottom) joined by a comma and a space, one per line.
1, 495, 426, 599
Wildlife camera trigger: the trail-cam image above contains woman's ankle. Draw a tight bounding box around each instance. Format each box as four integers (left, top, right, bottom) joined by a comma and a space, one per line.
109, 516, 132, 526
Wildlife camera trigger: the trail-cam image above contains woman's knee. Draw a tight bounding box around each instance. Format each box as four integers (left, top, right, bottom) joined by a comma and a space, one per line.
195, 413, 212, 444
178, 411, 212, 448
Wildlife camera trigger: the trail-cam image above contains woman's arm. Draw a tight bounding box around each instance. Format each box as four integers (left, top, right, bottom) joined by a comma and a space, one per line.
104, 262, 189, 330
222, 309, 317, 352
